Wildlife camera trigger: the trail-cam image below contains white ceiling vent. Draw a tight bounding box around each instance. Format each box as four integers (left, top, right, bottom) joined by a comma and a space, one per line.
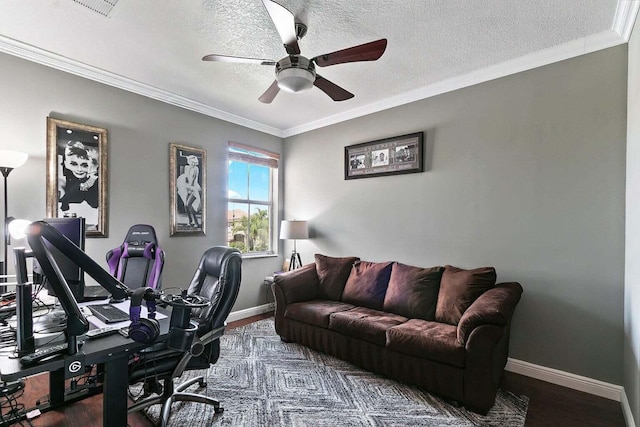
72, 0, 119, 17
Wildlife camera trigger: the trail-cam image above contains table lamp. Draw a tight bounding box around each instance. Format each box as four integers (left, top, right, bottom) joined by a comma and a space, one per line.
1, 149, 29, 289
279, 220, 308, 270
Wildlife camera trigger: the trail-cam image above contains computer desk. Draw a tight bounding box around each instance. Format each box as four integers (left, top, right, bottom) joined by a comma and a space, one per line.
0, 306, 172, 426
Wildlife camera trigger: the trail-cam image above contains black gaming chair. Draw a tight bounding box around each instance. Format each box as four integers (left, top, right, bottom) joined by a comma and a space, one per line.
127, 246, 242, 426
106, 224, 165, 290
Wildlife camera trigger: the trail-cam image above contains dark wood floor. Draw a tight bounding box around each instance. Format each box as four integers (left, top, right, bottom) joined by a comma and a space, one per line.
500, 371, 626, 426
3, 313, 627, 427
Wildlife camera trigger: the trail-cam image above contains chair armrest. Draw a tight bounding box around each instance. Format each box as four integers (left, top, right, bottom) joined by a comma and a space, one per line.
272, 263, 319, 305
200, 325, 226, 345
457, 282, 523, 345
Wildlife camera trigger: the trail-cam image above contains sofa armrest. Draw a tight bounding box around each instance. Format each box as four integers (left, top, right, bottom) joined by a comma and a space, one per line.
272, 264, 319, 340
457, 282, 523, 345
272, 262, 319, 306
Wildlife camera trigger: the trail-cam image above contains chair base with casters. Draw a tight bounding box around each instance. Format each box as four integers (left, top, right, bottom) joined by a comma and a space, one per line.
130, 375, 224, 422
127, 246, 242, 427
127, 327, 226, 426
130, 381, 224, 423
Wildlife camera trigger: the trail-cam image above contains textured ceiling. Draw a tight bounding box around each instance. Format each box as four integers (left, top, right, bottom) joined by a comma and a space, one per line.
0, 0, 636, 137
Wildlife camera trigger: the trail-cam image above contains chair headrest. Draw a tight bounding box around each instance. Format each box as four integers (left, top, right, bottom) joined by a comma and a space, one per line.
119, 224, 160, 259
122, 241, 156, 259
201, 247, 238, 278
123, 224, 159, 245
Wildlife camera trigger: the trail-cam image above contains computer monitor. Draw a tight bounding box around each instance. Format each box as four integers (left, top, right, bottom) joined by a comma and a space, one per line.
33, 217, 86, 301
17, 220, 129, 355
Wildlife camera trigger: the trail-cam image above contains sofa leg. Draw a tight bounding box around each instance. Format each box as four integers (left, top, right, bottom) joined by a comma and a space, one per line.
463, 403, 489, 415
443, 398, 462, 408
434, 394, 464, 409
280, 337, 294, 343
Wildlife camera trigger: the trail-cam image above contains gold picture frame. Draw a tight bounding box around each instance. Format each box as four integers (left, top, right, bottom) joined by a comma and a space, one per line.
169, 143, 206, 236
46, 117, 108, 237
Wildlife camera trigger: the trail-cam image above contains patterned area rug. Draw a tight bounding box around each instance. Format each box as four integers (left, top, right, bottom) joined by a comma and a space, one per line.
142, 318, 528, 426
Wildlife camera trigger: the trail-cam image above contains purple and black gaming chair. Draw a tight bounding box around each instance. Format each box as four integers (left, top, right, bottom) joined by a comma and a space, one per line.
106, 224, 165, 290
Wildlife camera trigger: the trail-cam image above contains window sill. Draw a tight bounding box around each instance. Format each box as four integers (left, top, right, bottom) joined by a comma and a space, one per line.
241, 253, 279, 260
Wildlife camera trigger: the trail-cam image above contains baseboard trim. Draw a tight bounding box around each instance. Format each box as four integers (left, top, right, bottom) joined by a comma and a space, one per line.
621, 388, 636, 427
504, 359, 636, 425
227, 303, 273, 323
506, 358, 623, 402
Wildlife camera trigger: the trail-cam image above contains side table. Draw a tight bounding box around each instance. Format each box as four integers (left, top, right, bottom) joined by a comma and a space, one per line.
263, 275, 276, 308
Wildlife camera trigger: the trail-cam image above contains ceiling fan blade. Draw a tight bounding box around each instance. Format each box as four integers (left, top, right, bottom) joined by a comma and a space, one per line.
202, 54, 275, 66
314, 75, 354, 101
312, 39, 388, 67
259, 80, 281, 104
261, 0, 300, 55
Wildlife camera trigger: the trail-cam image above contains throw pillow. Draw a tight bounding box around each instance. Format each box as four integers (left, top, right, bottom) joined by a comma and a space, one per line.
435, 265, 496, 325
341, 260, 393, 310
315, 254, 360, 301
383, 263, 444, 320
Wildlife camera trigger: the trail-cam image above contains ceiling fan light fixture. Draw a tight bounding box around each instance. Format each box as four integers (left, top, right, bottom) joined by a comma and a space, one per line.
277, 67, 314, 92
203, 0, 387, 103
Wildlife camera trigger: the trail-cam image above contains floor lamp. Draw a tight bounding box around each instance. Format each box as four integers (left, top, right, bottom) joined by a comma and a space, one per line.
0, 150, 29, 291
280, 220, 309, 270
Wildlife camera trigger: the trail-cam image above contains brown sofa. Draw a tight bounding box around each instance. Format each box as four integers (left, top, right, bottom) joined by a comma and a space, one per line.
271, 254, 523, 414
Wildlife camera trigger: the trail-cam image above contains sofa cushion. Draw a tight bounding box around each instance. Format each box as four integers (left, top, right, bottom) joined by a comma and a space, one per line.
386, 319, 465, 368
329, 307, 408, 346
285, 300, 356, 328
341, 261, 393, 310
315, 254, 360, 301
383, 263, 443, 320
435, 265, 497, 325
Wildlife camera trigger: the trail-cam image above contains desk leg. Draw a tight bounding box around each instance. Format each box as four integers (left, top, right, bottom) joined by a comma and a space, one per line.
49, 369, 65, 405
104, 355, 129, 426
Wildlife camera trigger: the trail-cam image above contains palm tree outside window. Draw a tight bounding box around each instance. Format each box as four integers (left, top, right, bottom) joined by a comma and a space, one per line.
227, 142, 279, 254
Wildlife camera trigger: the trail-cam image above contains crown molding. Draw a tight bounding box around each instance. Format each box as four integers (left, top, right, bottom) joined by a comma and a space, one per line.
0, 35, 284, 138
282, 28, 629, 137
614, 0, 640, 41
283, 1, 639, 137
1, 0, 637, 140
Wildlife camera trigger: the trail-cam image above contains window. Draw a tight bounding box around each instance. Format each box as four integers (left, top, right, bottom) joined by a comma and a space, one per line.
227, 142, 279, 254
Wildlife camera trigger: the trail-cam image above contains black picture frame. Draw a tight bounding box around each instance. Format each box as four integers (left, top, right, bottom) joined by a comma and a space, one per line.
345, 132, 424, 180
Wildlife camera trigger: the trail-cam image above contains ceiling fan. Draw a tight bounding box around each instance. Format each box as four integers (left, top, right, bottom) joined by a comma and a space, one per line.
202, 0, 387, 104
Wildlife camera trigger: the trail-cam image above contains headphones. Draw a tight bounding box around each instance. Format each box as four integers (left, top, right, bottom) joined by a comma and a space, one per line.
129, 287, 159, 344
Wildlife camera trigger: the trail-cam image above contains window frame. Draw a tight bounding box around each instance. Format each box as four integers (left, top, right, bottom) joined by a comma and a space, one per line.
227, 142, 279, 256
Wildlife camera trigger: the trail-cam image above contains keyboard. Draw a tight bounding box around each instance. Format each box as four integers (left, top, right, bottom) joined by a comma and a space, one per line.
87, 304, 130, 324
20, 342, 68, 366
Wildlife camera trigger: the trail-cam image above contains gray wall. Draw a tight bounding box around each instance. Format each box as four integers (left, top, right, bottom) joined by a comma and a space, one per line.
625, 11, 640, 425
0, 37, 629, 388
284, 46, 627, 384
0, 52, 284, 312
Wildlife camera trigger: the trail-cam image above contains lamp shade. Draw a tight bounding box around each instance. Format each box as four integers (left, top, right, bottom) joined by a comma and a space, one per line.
279, 220, 309, 240
0, 150, 28, 169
